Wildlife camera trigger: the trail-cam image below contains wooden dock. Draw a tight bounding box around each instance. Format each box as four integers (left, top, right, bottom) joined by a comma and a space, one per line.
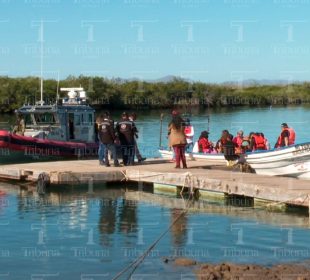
1, 159, 310, 210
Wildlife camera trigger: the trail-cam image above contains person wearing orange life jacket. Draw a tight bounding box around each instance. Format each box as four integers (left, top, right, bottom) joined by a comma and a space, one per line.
275, 123, 296, 148
250, 132, 267, 151
233, 130, 244, 153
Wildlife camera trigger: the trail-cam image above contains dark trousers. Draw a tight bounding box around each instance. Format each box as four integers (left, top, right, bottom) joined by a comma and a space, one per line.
103, 143, 119, 166
173, 144, 187, 168
134, 138, 142, 160
121, 144, 135, 165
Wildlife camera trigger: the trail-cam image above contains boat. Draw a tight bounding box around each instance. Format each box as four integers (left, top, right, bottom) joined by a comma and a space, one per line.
159, 148, 227, 165
0, 88, 98, 164
245, 143, 310, 179
159, 143, 310, 179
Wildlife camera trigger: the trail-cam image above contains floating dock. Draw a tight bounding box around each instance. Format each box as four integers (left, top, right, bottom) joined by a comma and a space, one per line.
1, 159, 310, 211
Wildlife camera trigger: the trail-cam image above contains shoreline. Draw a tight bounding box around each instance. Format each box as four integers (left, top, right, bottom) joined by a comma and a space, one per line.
171, 258, 310, 279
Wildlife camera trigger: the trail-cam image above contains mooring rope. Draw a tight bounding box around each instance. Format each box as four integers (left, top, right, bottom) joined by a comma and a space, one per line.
111, 173, 195, 280
265, 193, 309, 208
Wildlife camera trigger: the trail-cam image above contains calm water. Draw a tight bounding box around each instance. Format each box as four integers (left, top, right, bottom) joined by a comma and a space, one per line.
2, 106, 310, 279
3, 105, 310, 158
1, 183, 310, 279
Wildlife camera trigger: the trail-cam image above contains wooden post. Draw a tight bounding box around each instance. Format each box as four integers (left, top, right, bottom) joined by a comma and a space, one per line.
159, 113, 164, 148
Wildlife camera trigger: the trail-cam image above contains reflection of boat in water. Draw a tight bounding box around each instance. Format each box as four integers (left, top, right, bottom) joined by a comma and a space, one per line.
159, 144, 310, 180
0, 88, 98, 164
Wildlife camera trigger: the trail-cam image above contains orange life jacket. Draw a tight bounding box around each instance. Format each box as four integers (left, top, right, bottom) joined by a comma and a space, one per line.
252, 134, 266, 150
276, 127, 295, 147
233, 136, 243, 147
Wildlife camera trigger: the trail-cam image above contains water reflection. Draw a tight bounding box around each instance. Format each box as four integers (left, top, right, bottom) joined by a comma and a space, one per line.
2, 182, 310, 279
170, 209, 188, 247
118, 198, 138, 234
98, 199, 117, 246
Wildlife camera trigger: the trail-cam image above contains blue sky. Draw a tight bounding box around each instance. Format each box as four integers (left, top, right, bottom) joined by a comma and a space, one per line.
0, 0, 310, 83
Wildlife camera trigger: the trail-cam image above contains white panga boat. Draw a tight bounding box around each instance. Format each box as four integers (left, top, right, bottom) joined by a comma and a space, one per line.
159, 143, 310, 179
158, 148, 227, 165
245, 143, 310, 179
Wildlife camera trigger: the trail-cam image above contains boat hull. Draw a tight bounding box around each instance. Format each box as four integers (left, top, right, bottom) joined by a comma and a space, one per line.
0, 130, 98, 164
159, 149, 227, 164
159, 143, 310, 179
245, 143, 310, 179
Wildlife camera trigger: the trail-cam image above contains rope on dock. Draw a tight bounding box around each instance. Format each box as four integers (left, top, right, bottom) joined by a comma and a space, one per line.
265, 193, 310, 209
120, 170, 172, 181
111, 174, 195, 280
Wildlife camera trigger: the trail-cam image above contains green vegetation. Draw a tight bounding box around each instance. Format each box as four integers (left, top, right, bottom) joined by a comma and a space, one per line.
0, 75, 310, 113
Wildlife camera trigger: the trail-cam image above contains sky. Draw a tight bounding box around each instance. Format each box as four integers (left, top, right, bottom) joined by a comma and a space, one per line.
0, 0, 310, 83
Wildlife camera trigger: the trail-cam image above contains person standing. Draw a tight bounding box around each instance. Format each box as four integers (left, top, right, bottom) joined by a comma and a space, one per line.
184, 118, 194, 157
116, 112, 137, 166
12, 113, 25, 136
168, 114, 187, 169
96, 114, 105, 165
129, 112, 146, 163
98, 112, 119, 167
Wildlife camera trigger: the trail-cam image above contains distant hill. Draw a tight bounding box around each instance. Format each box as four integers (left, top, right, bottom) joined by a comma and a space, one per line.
221, 79, 305, 87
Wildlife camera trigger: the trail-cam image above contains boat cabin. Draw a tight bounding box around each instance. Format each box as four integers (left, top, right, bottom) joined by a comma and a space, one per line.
16, 88, 96, 143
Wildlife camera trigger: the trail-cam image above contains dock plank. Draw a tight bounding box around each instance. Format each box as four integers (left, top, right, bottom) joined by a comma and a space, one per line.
0, 158, 310, 208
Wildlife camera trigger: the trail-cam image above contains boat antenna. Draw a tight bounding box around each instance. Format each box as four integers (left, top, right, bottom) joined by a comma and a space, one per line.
40, 19, 44, 106
56, 71, 60, 102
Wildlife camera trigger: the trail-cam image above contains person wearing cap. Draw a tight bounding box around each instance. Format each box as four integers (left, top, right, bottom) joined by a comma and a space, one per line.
275, 123, 296, 148
116, 112, 137, 166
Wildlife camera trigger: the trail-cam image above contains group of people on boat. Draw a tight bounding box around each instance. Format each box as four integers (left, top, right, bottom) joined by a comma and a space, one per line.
95, 112, 145, 167
167, 110, 296, 168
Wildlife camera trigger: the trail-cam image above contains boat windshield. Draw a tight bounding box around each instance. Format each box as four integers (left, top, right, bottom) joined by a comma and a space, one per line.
34, 113, 56, 124
24, 114, 34, 126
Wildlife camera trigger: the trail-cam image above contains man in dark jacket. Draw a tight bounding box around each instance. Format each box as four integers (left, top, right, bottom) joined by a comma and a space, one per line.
98, 112, 119, 167
116, 112, 137, 166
